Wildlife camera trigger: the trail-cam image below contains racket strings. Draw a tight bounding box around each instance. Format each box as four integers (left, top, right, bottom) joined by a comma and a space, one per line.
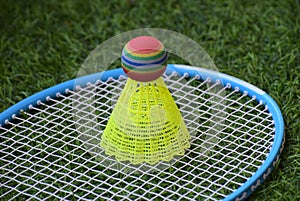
0, 72, 275, 200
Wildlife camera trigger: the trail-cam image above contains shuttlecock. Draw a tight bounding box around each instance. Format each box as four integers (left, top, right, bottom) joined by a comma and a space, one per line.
100, 36, 190, 165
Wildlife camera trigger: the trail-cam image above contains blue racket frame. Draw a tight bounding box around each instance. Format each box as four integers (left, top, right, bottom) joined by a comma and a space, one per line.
0, 64, 284, 201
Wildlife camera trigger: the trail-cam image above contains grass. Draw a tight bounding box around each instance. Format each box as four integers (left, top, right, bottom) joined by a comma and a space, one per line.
0, 0, 299, 200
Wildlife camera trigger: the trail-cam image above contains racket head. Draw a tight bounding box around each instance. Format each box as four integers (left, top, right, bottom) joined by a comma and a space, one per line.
0, 64, 284, 200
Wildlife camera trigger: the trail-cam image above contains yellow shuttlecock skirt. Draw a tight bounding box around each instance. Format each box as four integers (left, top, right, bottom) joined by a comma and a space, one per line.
100, 77, 190, 165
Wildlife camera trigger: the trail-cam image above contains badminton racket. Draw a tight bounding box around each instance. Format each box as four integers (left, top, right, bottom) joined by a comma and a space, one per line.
0, 64, 284, 200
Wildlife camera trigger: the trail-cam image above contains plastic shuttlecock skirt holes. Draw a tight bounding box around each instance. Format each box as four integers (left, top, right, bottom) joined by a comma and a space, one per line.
100, 77, 191, 165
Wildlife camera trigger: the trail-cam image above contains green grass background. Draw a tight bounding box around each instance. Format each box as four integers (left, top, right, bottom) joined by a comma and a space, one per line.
0, 0, 299, 200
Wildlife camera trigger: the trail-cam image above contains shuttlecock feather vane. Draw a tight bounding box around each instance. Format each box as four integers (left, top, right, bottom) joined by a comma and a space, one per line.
100, 36, 190, 165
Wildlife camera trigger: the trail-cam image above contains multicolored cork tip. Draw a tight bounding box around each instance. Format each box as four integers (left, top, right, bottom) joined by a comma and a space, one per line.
121, 36, 168, 82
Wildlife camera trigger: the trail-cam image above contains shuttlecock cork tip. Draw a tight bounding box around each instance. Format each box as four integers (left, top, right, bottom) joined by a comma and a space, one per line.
121, 36, 168, 82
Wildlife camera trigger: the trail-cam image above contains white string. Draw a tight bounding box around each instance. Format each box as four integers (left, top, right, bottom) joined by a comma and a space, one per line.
0, 73, 275, 200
